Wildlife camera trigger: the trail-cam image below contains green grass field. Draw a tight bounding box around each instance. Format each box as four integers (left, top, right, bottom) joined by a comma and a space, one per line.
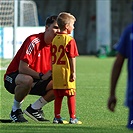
0, 56, 132, 133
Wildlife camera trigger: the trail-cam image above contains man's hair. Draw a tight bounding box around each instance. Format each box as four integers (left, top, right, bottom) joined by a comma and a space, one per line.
57, 12, 76, 30
45, 15, 57, 26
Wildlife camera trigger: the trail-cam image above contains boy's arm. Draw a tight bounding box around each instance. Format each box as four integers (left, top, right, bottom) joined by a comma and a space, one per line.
69, 57, 76, 82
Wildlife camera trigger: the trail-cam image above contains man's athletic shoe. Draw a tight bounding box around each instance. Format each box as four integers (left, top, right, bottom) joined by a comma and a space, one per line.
53, 117, 69, 124
69, 118, 82, 124
10, 109, 28, 122
24, 104, 49, 122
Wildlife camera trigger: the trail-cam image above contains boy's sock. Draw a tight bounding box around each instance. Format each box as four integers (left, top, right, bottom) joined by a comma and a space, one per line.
68, 95, 76, 119
54, 96, 63, 118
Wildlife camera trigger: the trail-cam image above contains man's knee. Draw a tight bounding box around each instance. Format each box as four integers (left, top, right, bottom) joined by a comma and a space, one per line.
16, 74, 33, 88
15, 76, 33, 96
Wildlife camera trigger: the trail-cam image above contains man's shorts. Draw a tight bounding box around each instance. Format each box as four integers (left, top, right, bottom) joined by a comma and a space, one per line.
4, 71, 52, 96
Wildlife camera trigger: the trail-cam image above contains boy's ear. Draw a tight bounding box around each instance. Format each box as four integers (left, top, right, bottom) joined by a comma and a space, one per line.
65, 24, 69, 29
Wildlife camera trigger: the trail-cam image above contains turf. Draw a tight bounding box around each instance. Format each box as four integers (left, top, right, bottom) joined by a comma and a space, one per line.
0, 56, 132, 133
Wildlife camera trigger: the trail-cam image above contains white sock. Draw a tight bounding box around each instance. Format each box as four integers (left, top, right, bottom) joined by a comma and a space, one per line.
31, 97, 48, 110
12, 99, 24, 112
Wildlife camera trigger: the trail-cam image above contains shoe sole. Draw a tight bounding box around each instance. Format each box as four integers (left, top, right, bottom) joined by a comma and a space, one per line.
24, 110, 39, 122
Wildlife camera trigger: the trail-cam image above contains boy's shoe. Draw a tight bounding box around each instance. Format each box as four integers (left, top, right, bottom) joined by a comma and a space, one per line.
53, 117, 69, 124
24, 104, 49, 122
10, 109, 28, 122
69, 118, 82, 124
53, 117, 63, 124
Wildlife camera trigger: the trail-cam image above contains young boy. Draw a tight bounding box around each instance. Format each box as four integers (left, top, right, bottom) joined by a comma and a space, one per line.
51, 12, 82, 124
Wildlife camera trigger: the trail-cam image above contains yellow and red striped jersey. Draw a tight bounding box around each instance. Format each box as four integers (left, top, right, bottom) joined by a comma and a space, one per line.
52, 33, 79, 89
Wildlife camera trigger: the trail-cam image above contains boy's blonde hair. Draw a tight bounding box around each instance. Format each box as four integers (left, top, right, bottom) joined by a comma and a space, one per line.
57, 12, 76, 30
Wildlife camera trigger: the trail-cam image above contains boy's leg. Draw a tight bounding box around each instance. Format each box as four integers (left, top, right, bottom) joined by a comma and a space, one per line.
67, 95, 76, 119
54, 90, 64, 118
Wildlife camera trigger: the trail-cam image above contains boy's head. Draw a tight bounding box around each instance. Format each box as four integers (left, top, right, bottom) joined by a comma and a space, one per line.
57, 12, 76, 33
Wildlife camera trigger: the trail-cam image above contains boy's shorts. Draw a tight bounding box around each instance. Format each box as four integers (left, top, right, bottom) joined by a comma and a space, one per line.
4, 71, 52, 96
54, 89, 76, 97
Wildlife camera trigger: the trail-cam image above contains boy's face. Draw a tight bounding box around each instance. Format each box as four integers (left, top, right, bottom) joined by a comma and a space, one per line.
67, 20, 75, 34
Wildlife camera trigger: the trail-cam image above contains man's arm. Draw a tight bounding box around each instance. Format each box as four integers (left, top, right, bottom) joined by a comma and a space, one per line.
107, 53, 125, 112
19, 60, 51, 80
19, 60, 40, 79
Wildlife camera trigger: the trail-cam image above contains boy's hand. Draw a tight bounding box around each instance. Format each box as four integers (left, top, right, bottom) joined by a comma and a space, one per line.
70, 73, 76, 82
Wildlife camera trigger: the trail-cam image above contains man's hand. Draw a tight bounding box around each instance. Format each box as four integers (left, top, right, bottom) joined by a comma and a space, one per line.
42, 70, 52, 80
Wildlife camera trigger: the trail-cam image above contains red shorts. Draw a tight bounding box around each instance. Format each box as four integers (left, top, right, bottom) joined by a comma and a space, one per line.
54, 89, 76, 96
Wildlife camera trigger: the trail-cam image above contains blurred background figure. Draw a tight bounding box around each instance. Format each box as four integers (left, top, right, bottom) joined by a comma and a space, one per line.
107, 23, 133, 130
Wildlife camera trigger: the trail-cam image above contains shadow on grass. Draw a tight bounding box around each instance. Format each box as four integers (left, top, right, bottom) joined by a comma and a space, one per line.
0, 123, 131, 133
0, 119, 13, 123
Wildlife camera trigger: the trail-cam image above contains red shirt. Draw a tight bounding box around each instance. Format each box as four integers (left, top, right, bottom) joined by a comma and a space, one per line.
4, 33, 51, 78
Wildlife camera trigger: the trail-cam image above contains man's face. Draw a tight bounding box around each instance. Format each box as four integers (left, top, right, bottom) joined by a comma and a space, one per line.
46, 21, 60, 41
